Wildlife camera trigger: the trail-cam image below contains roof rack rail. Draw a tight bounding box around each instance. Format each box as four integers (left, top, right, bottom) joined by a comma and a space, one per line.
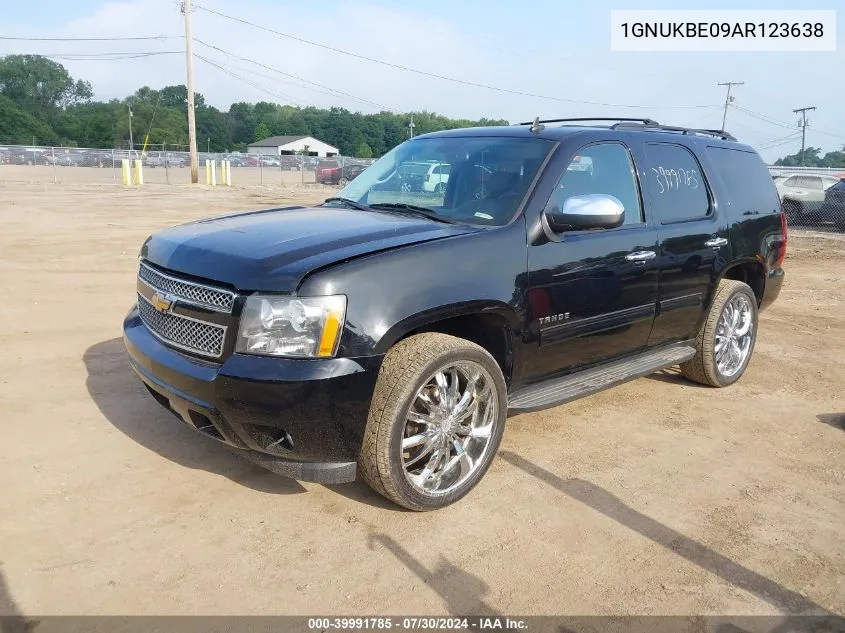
518, 117, 659, 126
610, 121, 737, 141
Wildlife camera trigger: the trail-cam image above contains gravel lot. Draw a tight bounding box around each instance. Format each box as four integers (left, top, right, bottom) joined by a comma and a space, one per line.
0, 182, 843, 617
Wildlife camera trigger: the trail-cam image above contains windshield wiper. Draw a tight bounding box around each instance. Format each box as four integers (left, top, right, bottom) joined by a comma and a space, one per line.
368, 203, 458, 224
324, 197, 370, 211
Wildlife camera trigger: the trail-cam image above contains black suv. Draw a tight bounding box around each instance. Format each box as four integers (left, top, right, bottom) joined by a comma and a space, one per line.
123, 117, 786, 510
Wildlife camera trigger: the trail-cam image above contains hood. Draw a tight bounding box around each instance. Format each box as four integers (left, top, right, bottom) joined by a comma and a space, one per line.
140, 206, 478, 292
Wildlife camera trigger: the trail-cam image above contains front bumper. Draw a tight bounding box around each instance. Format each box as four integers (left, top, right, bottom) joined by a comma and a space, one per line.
123, 306, 383, 483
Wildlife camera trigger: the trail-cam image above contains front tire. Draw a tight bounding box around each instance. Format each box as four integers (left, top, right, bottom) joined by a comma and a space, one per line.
681, 279, 758, 387
358, 333, 507, 511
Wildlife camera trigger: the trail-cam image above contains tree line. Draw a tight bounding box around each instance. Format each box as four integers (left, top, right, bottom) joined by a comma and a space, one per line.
773, 147, 845, 169
2, 55, 842, 165
0, 55, 508, 157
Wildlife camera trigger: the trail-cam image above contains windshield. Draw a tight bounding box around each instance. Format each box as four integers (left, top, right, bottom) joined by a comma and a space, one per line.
330, 137, 554, 226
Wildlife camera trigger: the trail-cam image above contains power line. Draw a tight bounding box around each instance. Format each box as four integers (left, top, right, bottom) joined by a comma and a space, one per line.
196, 54, 304, 106
732, 104, 845, 141
0, 35, 180, 41
757, 133, 801, 151
193, 39, 390, 110
731, 105, 795, 130
196, 53, 369, 108
35, 51, 181, 60
192, 3, 719, 110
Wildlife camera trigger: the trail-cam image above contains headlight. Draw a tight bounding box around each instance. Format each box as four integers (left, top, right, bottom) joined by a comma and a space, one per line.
236, 295, 347, 358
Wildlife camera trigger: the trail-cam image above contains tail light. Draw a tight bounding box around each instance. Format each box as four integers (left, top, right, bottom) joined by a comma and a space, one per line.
775, 211, 788, 269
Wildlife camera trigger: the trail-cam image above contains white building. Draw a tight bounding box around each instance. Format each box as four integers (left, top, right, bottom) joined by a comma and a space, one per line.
247, 135, 339, 158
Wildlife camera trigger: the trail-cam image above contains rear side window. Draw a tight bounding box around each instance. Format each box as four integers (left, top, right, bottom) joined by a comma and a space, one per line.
783, 176, 801, 187
643, 143, 710, 223
797, 176, 823, 190
705, 146, 781, 215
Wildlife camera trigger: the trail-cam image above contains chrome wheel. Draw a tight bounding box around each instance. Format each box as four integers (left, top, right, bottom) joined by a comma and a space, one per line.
401, 361, 497, 495
400, 182, 412, 193
715, 294, 754, 377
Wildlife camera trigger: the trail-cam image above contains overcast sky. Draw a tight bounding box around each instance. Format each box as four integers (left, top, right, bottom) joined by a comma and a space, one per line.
1, 0, 842, 161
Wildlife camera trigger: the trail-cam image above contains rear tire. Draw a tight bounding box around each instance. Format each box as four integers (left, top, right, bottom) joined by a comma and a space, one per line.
358, 333, 507, 511
681, 279, 758, 387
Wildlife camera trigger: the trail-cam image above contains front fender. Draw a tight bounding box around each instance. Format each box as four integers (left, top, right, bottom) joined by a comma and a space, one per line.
297, 222, 529, 360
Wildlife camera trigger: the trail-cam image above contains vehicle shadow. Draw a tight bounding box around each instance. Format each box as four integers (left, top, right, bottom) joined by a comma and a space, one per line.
645, 366, 710, 388
368, 533, 501, 616
498, 450, 829, 616
0, 564, 32, 633
816, 413, 845, 430
83, 338, 306, 495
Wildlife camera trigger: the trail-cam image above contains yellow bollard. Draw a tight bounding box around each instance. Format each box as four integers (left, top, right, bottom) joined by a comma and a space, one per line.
121, 159, 130, 185
205, 159, 211, 185
224, 160, 232, 186
210, 160, 217, 186
134, 159, 144, 185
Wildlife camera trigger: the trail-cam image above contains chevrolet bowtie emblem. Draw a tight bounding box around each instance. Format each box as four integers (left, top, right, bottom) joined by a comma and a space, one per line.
150, 292, 175, 313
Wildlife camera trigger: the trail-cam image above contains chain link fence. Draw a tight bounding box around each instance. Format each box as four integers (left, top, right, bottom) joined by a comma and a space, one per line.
0, 143, 376, 187
2, 143, 844, 232
768, 166, 845, 233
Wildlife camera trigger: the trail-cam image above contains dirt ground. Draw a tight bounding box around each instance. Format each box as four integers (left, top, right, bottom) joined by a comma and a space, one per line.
0, 181, 843, 617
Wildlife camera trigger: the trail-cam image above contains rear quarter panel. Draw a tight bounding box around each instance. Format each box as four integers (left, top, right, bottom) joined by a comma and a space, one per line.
699, 145, 784, 271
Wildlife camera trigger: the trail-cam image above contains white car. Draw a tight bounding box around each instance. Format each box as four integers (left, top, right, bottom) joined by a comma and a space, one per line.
421, 162, 451, 193
774, 173, 841, 222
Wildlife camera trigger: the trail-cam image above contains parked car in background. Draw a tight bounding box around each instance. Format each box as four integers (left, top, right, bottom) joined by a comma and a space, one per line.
316, 160, 368, 185
820, 178, 845, 229
775, 173, 840, 224
420, 162, 451, 193
280, 156, 301, 171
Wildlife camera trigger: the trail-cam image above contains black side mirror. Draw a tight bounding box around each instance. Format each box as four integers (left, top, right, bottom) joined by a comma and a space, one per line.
545, 194, 625, 232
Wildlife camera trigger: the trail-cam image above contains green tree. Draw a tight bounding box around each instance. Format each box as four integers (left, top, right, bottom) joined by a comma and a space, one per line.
355, 142, 373, 158
254, 122, 271, 142
0, 54, 513, 153
0, 94, 58, 144
0, 55, 91, 119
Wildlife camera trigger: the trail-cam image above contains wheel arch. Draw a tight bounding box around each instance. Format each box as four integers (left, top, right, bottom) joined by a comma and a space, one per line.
718, 258, 766, 306
375, 302, 518, 385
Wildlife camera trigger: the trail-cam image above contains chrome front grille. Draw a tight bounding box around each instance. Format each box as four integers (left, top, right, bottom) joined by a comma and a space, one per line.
137, 293, 226, 358
139, 261, 235, 312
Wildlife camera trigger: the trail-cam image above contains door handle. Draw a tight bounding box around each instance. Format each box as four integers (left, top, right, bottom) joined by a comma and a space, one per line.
704, 237, 728, 248
625, 250, 657, 262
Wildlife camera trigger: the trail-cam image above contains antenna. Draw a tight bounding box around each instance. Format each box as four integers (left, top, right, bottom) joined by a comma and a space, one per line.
529, 116, 544, 133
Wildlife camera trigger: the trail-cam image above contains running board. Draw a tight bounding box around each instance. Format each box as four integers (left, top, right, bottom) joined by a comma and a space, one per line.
508, 344, 696, 413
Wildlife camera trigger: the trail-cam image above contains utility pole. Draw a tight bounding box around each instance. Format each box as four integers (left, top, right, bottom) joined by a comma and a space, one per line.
717, 81, 744, 130
128, 104, 134, 155
408, 114, 415, 139
182, 0, 199, 183
793, 106, 816, 167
